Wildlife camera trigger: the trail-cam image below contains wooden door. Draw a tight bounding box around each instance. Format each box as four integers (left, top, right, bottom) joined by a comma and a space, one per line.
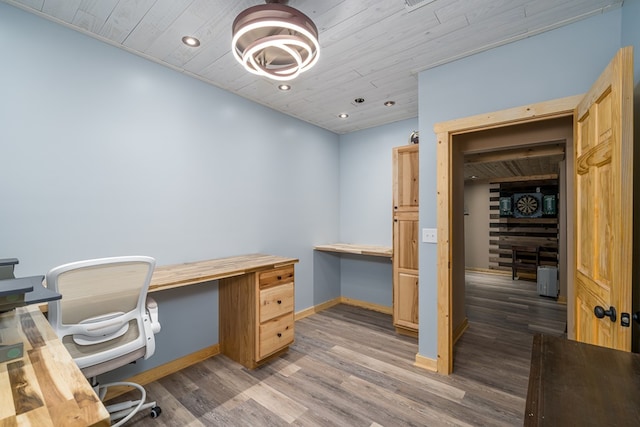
574, 47, 633, 351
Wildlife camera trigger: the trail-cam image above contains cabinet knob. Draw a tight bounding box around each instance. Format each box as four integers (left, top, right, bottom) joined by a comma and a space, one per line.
277, 333, 282, 338
277, 300, 282, 304
277, 276, 282, 280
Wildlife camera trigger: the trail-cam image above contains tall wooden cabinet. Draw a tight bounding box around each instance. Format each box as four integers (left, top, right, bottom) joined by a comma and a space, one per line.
392, 144, 419, 336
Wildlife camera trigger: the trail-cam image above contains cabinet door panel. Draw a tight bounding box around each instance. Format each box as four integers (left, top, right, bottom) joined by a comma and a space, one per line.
393, 145, 419, 212
394, 272, 419, 329
394, 213, 419, 270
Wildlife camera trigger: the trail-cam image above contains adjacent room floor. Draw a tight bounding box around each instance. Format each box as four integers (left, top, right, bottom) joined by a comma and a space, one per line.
115, 271, 566, 426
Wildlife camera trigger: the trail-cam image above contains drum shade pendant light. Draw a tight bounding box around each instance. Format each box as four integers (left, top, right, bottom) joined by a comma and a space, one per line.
232, 0, 320, 81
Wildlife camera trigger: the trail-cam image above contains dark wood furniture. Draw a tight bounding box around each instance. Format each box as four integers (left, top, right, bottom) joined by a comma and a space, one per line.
511, 245, 539, 280
525, 334, 640, 426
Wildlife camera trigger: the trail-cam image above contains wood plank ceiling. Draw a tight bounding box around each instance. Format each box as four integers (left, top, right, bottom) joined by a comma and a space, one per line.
465, 143, 565, 182
4, 0, 621, 138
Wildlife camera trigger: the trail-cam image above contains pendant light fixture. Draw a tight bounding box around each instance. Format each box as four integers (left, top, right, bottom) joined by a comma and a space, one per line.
231, 0, 320, 81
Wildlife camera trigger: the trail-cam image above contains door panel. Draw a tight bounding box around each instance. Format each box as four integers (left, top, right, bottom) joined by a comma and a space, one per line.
395, 272, 419, 329
395, 213, 419, 270
393, 145, 419, 212
574, 46, 633, 351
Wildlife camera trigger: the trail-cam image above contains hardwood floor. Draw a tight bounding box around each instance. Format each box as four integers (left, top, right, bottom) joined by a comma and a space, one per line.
113, 272, 566, 426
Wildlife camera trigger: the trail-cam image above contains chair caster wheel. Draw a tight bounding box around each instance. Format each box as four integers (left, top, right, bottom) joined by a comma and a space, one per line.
150, 406, 162, 418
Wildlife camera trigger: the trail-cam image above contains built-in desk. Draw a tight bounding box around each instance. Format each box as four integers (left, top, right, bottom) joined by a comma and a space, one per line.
0, 306, 110, 426
149, 254, 299, 369
314, 243, 392, 258
148, 253, 298, 291
313, 243, 393, 316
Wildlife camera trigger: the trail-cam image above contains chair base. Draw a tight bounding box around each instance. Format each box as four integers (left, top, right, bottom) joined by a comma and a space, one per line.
93, 379, 161, 426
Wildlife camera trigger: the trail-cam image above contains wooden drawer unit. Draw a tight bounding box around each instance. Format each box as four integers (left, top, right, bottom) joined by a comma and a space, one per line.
219, 264, 295, 369
258, 267, 294, 360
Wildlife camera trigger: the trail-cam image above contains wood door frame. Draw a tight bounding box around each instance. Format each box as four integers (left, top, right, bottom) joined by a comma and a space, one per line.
434, 94, 582, 374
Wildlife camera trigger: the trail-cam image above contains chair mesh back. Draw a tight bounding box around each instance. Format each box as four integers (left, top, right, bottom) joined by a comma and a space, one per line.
55, 261, 151, 326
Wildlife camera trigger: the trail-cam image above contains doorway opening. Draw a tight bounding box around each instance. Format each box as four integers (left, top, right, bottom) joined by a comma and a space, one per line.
435, 95, 582, 374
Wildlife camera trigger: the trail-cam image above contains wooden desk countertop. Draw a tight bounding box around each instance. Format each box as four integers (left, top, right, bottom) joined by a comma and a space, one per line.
149, 253, 299, 293
313, 243, 392, 258
0, 306, 110, 426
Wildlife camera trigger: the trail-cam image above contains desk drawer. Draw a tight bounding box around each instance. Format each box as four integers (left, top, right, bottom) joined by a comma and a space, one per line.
258, 313, 294, 359
259, 266, 294, 288
260, 283, 294, 323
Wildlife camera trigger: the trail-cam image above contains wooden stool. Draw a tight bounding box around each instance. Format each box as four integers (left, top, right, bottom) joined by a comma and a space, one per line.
512, 246, 540, 280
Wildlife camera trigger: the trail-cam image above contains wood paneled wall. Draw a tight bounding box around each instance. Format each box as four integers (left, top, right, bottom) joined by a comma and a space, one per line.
489, 179, 559, 277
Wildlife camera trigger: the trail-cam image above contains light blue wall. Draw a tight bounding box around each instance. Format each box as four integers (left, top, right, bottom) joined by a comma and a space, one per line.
339, 120, 418, 245
337, 118, 417, 306
622, 0, 640, 84
0, 2, 339, 380
417, 9, 623, 358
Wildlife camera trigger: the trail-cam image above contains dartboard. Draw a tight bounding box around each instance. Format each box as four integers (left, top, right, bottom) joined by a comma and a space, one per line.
515, 194, 539, 216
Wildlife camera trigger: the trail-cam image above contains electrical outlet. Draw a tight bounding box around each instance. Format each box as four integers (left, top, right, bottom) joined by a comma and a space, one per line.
422, 228, 437, 243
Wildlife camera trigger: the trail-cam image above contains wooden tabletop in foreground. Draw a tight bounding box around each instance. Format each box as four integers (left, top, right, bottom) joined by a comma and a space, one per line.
524, 334, 640, 426
0, 306, 110, 426
314, 243, 392, 258
149, 253, 299, 292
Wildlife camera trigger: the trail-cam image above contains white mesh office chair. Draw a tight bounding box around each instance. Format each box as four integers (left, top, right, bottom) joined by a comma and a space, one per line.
47, 256, 162, 426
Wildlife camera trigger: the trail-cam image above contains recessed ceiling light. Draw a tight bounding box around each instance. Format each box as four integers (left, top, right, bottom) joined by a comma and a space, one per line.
354, 98, 365, 104
470, 175, 478, 180
182, 36, 200, 47
384, 101, 396, 107
278, 84, 291, 91
338, 113, 349, 119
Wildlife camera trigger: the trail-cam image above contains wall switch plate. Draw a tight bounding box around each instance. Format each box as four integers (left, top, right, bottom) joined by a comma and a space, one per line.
422, 228, 437, 243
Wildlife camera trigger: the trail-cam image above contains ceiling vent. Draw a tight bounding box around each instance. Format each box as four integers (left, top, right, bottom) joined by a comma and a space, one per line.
404, 0, 437, 12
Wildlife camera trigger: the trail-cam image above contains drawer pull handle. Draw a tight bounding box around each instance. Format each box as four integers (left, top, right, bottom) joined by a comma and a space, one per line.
277, 333, 282, 337
277, 275, 282, 280
277, 300, 282, 304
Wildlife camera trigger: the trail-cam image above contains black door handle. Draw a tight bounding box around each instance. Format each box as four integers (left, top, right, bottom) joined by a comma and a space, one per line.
594, 305, 617, 322
633, 311, 640, 325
